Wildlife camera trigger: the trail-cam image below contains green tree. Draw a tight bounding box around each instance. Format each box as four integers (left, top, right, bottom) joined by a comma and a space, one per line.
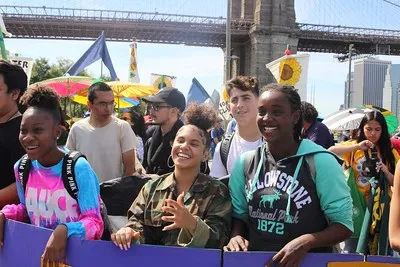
30, 58, 51, 84
30, 57, 90, 84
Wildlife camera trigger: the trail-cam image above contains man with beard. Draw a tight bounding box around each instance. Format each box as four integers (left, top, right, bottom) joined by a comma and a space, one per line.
142, 87, 188, 175
0, 60, 27, 208
66, 82, 137, 182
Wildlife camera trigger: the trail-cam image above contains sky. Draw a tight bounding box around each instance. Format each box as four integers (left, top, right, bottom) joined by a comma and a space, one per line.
3, 0, 400, 116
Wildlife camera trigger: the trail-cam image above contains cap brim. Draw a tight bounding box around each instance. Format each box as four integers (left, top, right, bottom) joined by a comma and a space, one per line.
142, 95, 165, 103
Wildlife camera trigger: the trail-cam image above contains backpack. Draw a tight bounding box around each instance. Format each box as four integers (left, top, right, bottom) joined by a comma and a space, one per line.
99, 175, 151, 216
17, 151, 113, 240
219, 133, 235, 172
18, 151, 83, 199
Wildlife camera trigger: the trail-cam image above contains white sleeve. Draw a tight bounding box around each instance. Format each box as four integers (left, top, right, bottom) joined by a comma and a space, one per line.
210, 142, 228, 178
65, 125, 76, 151
121, 121, 137, 153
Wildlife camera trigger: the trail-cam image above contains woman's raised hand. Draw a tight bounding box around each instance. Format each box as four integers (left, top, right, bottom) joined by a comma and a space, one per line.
358, 140, 374, 151
161, 192, 198, 234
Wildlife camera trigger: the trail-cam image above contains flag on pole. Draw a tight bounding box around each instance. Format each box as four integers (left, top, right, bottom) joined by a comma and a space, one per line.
151, 73, 177, 89
0, 14, 12, 37
205, 89, 221, 111
128, 42, 140, 83
0, 14, 12, 61
187, 78, 210, 104
266, 53, 310, 100
67, 32, 117, 80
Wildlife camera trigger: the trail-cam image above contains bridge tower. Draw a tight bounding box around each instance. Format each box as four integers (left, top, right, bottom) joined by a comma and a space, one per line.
229, 0, 299, 86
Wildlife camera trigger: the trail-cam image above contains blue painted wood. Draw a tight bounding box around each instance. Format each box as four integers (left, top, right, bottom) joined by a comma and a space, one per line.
367, 255, 400, 264
223, 251, 364, 267
0, 220, 221, 267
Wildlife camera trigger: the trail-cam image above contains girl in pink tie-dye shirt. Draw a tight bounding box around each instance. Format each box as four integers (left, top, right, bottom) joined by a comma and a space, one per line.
0, 86, 103, 266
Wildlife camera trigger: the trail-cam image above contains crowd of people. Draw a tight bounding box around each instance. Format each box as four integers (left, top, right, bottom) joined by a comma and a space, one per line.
1, 59, 400, 266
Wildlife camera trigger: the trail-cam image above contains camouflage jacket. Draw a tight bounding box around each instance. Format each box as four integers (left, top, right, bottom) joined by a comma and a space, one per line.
126, 173, 231, 248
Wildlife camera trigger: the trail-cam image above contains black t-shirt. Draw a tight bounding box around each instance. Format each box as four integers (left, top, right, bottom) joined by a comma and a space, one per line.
0, 116, 25, 189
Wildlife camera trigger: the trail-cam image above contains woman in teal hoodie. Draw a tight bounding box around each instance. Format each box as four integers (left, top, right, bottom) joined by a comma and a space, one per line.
225, 84, 353, 266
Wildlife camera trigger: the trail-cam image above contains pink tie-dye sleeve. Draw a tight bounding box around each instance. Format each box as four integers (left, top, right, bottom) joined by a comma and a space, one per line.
1, 203, 29, 222
1, 162, 30, 222
63, 158, 103, 240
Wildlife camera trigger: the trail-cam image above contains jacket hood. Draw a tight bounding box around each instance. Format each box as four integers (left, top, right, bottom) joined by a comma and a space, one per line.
292, 139, 343, 165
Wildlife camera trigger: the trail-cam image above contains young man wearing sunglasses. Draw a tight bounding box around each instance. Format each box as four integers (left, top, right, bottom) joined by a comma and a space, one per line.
142, 87, 187, 175
66, 82, 137, 182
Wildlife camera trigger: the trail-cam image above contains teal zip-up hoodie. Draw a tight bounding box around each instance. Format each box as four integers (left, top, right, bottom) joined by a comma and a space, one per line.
229, 139, 353, 252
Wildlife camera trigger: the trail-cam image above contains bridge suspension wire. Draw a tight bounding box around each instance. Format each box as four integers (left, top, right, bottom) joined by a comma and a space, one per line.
1, 0, 226, 17
296, 0, 400, 30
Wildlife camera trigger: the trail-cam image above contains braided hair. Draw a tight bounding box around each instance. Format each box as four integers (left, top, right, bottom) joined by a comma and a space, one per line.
261, 84, 303, 142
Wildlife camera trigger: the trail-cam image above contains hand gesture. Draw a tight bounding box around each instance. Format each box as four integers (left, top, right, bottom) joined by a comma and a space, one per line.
265, 235, 310, 267
358, 140, 374, 151
41, 225, 68, 267
223, 235, 249, 252
377, 161, 389, 175
161, 192, 197, 234
111, 227, 140, 251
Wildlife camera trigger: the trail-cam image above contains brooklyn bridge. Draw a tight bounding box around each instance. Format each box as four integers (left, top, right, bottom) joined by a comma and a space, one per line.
1, 0, 400, 84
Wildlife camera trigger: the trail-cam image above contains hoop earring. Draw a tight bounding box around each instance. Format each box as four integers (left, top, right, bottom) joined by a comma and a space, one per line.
201, 161, 208, 174
167, 155, 175, 168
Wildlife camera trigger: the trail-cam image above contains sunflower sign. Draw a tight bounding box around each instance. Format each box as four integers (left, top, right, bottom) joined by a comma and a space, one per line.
266, 53, 310, 100
151, 73, 177, 90
128, 42, 140, 83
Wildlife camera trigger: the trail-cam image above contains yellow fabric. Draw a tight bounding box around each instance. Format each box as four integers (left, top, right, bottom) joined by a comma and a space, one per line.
328, 262, 400, 267
71, 95, 135, 108
341, 141, 399, 202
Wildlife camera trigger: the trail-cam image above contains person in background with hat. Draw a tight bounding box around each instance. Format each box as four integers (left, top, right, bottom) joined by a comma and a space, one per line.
142, 87, 187, 175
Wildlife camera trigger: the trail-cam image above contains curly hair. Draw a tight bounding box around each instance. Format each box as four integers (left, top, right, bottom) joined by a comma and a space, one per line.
225, 76, 259, 98
261, 84, 303, 142
182, 103, 217, 149
301, 101, 318, 124
19, 86, 64, 126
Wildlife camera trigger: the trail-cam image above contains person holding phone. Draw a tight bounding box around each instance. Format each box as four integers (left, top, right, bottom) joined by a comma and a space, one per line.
329, 111, 399, 253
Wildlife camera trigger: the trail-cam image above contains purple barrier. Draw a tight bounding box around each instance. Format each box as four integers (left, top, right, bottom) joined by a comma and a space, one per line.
0, 220, 221, 267
367, 255, 400, 264
223, 251, 364, 267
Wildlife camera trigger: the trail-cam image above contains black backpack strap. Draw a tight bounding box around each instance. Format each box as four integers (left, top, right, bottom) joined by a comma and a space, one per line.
17, 154, 31, 193
220, 132, 235, 171
62, 151, 86, 200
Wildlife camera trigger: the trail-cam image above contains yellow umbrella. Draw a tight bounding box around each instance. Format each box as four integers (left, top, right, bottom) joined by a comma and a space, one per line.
75, 81, 158, 110
71, 95, 137, 109
106, 81, 158, 98
76, 81, 158, 99
72, 81, 158, 109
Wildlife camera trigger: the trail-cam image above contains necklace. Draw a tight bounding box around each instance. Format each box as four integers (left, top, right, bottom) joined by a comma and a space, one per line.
3, 109, 19, 123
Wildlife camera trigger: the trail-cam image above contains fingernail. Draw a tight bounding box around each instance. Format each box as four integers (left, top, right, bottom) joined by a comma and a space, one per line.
119, 244, 124, 250
128, 242, 131, 249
